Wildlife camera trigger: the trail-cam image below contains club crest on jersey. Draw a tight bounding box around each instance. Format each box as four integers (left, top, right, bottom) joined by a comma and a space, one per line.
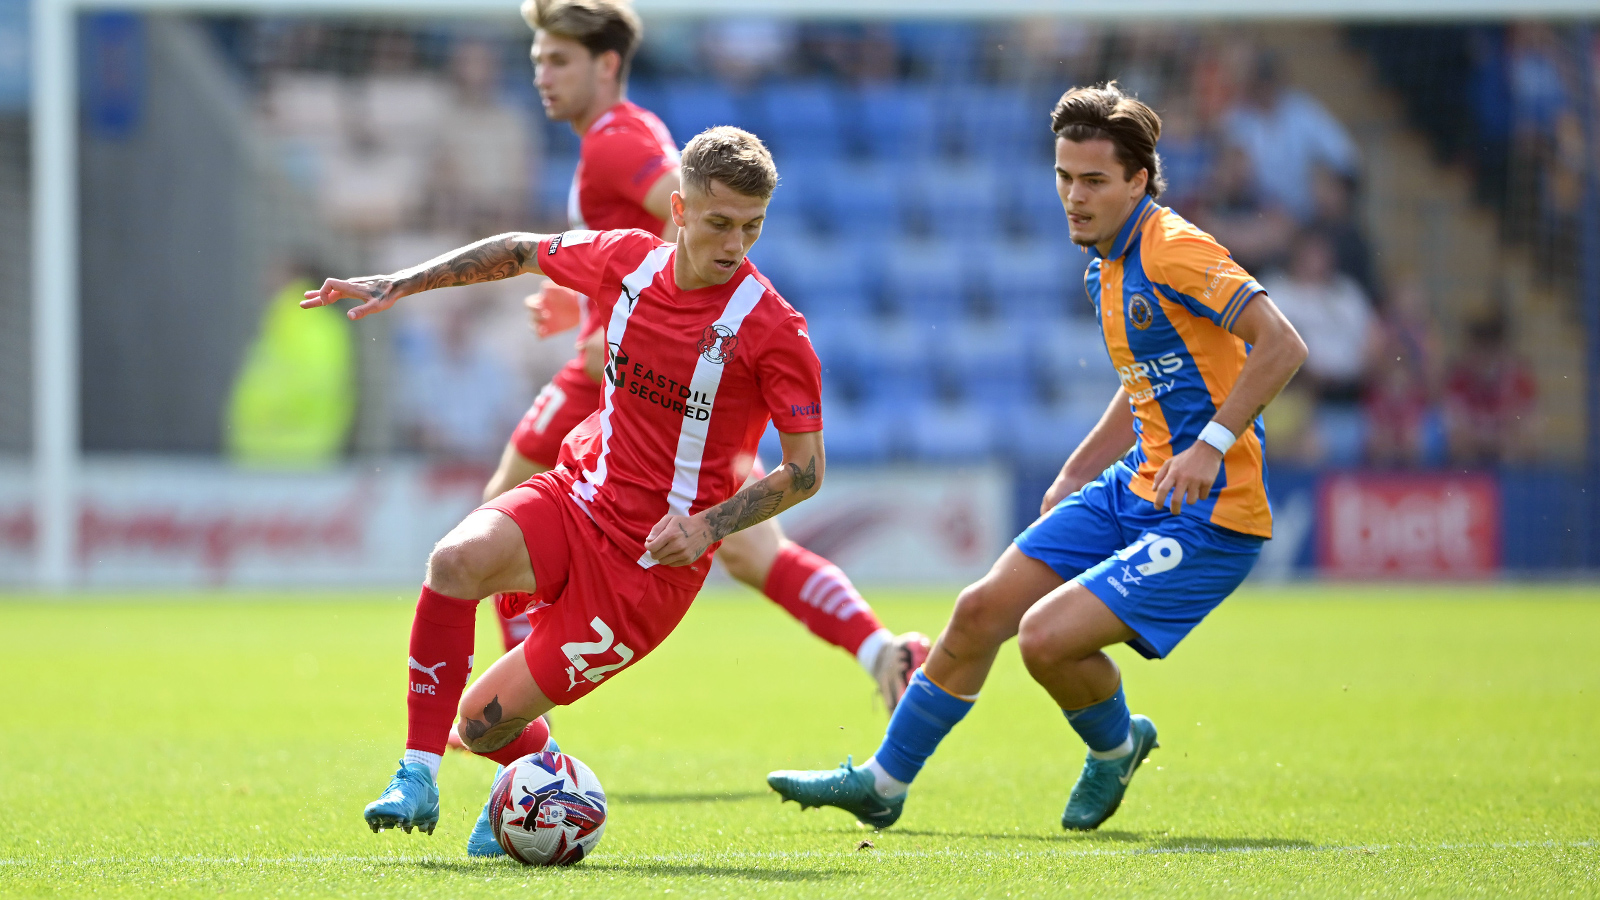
1128, 293, 1155, 330
697, 324, 739, 365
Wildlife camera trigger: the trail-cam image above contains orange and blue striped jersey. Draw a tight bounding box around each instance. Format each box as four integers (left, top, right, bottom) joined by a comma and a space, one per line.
1085, 195, 1273, 539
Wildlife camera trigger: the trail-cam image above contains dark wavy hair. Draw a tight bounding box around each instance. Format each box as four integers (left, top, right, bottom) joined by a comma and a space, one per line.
1050, 81, 1166, 199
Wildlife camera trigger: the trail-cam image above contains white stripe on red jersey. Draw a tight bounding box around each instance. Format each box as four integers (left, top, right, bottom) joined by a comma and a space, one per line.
539, 228, 824, 588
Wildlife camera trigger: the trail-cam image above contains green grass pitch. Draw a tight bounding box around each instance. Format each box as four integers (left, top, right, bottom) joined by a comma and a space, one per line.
2, 584, 1597, 897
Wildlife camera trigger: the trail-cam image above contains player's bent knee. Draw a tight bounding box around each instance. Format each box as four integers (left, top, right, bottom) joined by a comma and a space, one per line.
426, 540, 485, 598
1015, 604, 1087, 670
947, 581, 1015, 648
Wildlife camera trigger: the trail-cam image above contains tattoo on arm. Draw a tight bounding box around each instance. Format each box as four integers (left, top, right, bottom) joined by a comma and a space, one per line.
393, 234, 537, 298
700, 455, 819, 545
784, 456, 818, 493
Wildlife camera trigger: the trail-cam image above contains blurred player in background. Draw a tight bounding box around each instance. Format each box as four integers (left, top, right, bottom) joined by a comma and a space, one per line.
768, 83, 1308, 832
486, 0, 927, 710
308, 127, 829, 854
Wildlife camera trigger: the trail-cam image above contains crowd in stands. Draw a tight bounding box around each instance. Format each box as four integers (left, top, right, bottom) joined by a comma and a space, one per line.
212, 17, 1549, 470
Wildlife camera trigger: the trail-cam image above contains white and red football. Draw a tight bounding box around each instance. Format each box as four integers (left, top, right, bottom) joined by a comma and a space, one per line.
487, 750, 607, 866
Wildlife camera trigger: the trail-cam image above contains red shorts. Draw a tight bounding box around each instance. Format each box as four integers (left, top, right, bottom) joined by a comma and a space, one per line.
480, 468, 699, 705
509, 361, 602, 470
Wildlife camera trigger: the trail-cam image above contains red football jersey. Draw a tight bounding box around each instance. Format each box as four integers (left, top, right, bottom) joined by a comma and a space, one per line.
568, 101, 679, 341
536, 228, 824, 586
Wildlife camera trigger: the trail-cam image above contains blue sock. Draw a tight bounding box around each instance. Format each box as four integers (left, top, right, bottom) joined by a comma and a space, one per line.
871, 670, 975, 784
1064, 684, 1132, 754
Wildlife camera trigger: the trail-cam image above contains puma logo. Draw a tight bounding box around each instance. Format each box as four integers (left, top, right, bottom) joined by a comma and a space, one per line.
566, 666, 581, 691
408, 657, 446, 684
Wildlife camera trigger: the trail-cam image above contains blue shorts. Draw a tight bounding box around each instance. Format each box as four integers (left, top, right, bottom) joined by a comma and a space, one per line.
1013, 461, 1263, 659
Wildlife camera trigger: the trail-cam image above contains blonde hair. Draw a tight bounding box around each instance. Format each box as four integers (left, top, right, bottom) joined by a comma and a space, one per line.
680, 127, 778, 201
520, 0, 643, 83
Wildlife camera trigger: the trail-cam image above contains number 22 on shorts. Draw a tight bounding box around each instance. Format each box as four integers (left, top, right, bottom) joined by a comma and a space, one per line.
1116, 532, 1185, 576
562, 617, 635, 688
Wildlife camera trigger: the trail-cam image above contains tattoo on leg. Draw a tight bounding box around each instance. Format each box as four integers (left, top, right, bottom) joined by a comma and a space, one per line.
460, 695, 503, 741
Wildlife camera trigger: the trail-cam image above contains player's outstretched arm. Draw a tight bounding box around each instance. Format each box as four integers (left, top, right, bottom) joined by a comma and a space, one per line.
644, 430, 825, 567
1150, 295, 1307, 514
1041, 388, 1137, 515
300, 232, 548, 321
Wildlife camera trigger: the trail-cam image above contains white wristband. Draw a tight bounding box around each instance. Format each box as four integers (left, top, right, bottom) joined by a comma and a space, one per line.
1197, 421, 1236, 455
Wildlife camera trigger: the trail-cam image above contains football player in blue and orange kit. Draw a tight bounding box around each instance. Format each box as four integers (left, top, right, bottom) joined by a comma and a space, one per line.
768, 82, 1308, 831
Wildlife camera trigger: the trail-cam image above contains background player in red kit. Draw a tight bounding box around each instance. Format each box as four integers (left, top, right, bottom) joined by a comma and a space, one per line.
485, 0, 927, 709
304, 127, 831, 847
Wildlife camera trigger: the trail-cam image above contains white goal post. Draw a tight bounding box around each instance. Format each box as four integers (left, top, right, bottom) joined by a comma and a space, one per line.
27, 0, 1593, 587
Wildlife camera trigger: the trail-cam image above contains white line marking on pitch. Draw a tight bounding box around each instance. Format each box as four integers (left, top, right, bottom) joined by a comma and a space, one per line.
1, 839, 1594, 867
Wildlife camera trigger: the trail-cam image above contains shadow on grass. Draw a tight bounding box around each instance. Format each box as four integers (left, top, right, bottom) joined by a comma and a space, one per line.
405, 859, 843, 882
893, 828, 1314, 852
609, 790, 770, 805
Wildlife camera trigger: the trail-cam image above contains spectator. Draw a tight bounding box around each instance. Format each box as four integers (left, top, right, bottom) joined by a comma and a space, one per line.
1192, 144, 1294, 275
1263, 229, 1378, 464
1362, 277, 1444, 467
429, 39, 537, 234
701, 18, 796, 85
1307, 164, 1377, 301
1444, 314, 1537, 465
395, 298, 523, 463
1223, 51, 1359, 221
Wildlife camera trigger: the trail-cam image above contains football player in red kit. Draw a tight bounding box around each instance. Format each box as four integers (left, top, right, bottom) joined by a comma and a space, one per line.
487, 0, 926, 709
304, 127, 835, 846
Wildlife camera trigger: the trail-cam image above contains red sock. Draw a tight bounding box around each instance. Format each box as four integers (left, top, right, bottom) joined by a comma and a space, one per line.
474, 716, 553, 766
763, 543, 884, 656
405, 586, 478, 755
493, 593, 534, 653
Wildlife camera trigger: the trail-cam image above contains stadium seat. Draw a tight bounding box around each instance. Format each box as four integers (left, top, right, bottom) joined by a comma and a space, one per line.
816, 161, 908, 238
759, 81, 847, 160
893, 22, 980, 84
982, 239, 1076, 321
1010, 166, 1072, 241
1011, 401, 1102, 467
882, 237, 968, 322
764, 235, 876, 319
948, 85, 1038, 162
914, 162, 1002, 241
539, 156, 578, 223
852, 319, 939, 413
1034, 318, 1118, 404
662, 80, 747, 144
812, 400, 894, 464
857, 84, 939, 161
906, 400, 995, 462
939, 320, 1035, 412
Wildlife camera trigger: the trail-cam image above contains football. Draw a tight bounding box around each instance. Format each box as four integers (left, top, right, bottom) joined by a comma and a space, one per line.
487, 750, 608, 866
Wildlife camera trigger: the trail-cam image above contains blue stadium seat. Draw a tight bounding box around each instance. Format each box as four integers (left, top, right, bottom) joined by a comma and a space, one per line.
759, 81, 846, 160
982, 239, 1074, 321
852, 319, 939, 413
1011, 167, 1073, 241
813, 400, 894, 464
893, 22, 980, 84
857, 84, 939, 161
906, 401, 995, 462
539, 155, 578, 222
816, 161, 907, 238
764, 235, 875, 319
940, 320, 1035, 411
1011, 402, 1102, 467
882, 237, 968, 322
662, 80, 746, 144
1034, 319, 1119, 405
915, 162, 1002, 241
948, 85, 1038, 161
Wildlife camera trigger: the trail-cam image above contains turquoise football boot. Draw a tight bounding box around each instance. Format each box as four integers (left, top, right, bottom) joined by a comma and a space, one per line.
467, 765, 507, 857
1061, 714, 1159, 831
467, 736, 560, 857
364, 761, 440, 835
767, 757, 905, 829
